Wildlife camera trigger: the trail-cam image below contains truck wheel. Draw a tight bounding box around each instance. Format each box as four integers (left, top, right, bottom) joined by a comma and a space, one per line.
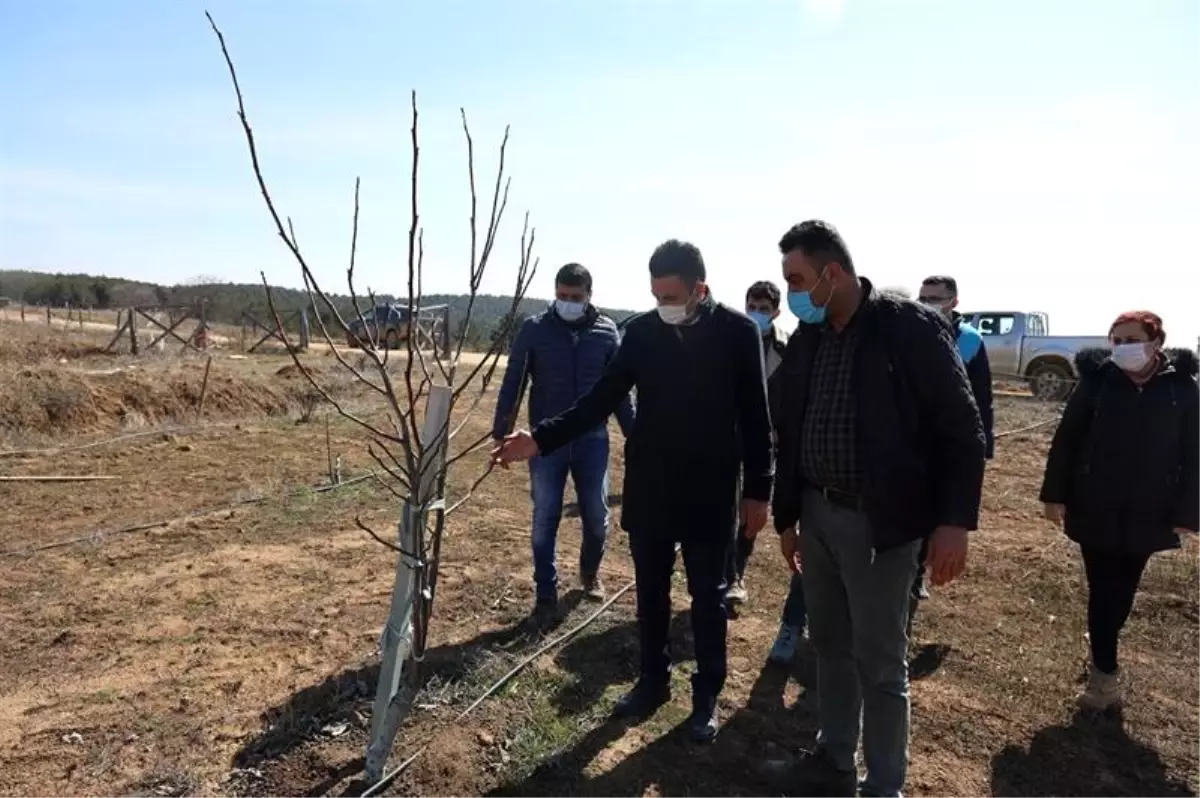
1028, 361, 1073, 401
385, 329, 400, 350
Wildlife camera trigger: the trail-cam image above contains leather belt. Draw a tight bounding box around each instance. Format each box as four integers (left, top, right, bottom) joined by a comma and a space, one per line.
817, 485, 865, 512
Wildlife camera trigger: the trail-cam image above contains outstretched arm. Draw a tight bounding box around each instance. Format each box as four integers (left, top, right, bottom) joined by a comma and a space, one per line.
609, 327, 636, 436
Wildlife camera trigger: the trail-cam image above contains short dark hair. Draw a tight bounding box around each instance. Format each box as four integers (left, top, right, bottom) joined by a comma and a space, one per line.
921, 275, 958, 297
648, 239, 706, 286
777, 220, 855, 275
555, 262, 592, 293
745, 280, 781, 309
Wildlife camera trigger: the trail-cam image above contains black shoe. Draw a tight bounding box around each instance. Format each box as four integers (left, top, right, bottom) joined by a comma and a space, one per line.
687, 694, 719, 743
530, 596, 557, 628
759, 747, 857, 797
612, 681, 670, 718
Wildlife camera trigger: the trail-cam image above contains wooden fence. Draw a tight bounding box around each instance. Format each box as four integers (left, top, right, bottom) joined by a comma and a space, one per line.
105, 303, 211, 355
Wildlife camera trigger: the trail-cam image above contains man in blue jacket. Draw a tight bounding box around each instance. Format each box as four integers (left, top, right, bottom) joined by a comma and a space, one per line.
491, 263, 634, 623
910, 276, 995, 632
917, 276, 994, 457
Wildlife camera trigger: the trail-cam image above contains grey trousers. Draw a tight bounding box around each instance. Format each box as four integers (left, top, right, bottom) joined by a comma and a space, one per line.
800, 488, 921, 798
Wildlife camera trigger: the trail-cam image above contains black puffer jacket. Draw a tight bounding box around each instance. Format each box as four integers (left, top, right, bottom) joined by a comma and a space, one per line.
1039, 347, 1200, 554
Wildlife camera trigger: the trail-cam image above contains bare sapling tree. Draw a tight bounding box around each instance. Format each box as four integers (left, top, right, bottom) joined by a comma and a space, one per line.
207, 13, 539, 782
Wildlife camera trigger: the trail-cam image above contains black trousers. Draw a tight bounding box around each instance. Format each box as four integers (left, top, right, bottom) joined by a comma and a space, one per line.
630, 530, 730, 699
725, 523, 755, 584
1081, 546, 1151, 674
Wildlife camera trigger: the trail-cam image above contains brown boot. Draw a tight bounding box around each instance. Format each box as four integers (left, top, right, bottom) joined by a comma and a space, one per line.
582, 573, 606, 601
1077, 665, 1122, 711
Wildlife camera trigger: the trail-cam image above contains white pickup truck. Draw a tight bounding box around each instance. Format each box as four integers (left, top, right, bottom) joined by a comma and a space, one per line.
958, 311, 1108, 401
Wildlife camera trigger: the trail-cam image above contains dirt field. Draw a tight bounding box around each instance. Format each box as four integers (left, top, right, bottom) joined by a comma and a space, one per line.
0, 320, 1196, 797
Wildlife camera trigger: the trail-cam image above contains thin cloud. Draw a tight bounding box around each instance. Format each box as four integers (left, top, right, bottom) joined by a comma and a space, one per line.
801, 0, 845, 28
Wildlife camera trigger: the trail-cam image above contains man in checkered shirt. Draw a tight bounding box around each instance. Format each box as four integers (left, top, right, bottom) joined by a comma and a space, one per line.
763, 220, 986, 798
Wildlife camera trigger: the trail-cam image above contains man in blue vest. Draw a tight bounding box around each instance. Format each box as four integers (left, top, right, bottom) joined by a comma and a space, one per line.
492, 263, 635, 624
911, 275, 994, 631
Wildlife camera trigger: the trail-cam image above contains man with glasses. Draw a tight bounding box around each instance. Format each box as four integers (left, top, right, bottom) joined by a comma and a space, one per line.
912, 276, 994, 634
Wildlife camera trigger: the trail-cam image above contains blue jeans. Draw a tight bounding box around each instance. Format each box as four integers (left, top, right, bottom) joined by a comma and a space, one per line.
528, 435, 610, 600
800, 488, 921, 798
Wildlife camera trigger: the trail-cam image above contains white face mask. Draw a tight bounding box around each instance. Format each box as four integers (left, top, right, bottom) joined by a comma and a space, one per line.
1111, 342, 1152, 372
554, 299, 587, 322
656, 303, 690, 325
918, 297, 951, 316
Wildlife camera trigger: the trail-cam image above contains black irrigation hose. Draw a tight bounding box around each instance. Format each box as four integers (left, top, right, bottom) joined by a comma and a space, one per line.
359, 579, 637, 798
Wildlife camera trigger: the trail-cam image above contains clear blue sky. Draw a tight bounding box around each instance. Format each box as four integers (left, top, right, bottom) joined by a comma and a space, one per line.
2, 0, 1197, 345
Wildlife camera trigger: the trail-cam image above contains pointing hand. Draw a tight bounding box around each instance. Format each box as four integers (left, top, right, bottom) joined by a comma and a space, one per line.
490, 430, 540, 468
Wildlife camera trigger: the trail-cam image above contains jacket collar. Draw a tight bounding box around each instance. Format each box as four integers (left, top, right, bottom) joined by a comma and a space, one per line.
762, 322, 787, 350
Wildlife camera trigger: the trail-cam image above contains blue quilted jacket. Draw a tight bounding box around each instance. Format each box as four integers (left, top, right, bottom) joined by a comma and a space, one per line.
491, 306, 635, 440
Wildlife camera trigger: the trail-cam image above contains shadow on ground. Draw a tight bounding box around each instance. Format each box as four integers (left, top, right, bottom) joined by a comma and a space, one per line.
491, 611, 819, 797
230, 592, 589, 796
909, 643, 950, 681
990, 709, 1196, 797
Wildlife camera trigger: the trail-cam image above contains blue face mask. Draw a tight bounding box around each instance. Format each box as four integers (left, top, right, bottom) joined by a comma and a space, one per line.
788, 270, 832, 324
788, 291, 827, 324
747, 310, 773, 333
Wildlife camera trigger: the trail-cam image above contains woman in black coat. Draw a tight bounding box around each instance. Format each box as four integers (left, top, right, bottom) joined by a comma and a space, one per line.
1040, 310, 1198, 711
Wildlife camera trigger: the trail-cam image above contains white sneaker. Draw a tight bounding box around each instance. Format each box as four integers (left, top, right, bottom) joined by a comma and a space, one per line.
726, 578, 748, 605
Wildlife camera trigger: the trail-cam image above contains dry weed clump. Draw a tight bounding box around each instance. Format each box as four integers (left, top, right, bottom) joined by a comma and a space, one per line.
0, 364, 317, 437
0, 329, 113, 366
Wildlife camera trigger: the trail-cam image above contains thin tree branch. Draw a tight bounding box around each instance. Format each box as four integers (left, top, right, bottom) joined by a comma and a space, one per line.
445, 461, 498, 516
443, 429, 495, 470
260, 275, 401, 443
356, 516, 404, 554
367, 443, 413, 494
209, 12, 420, 476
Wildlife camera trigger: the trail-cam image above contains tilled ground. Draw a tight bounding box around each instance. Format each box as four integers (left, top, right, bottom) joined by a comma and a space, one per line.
0, 368, 1196, 797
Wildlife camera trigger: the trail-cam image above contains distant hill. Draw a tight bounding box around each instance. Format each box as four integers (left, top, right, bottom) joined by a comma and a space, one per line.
0, 269, 637, 349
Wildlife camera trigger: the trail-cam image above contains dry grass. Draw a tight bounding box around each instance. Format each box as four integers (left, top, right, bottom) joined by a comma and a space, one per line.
0, 321, 1194, 797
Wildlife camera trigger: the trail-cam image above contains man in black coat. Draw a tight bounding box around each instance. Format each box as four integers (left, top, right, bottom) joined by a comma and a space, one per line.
766, 221, 985, 797
493, 239, 774, 742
